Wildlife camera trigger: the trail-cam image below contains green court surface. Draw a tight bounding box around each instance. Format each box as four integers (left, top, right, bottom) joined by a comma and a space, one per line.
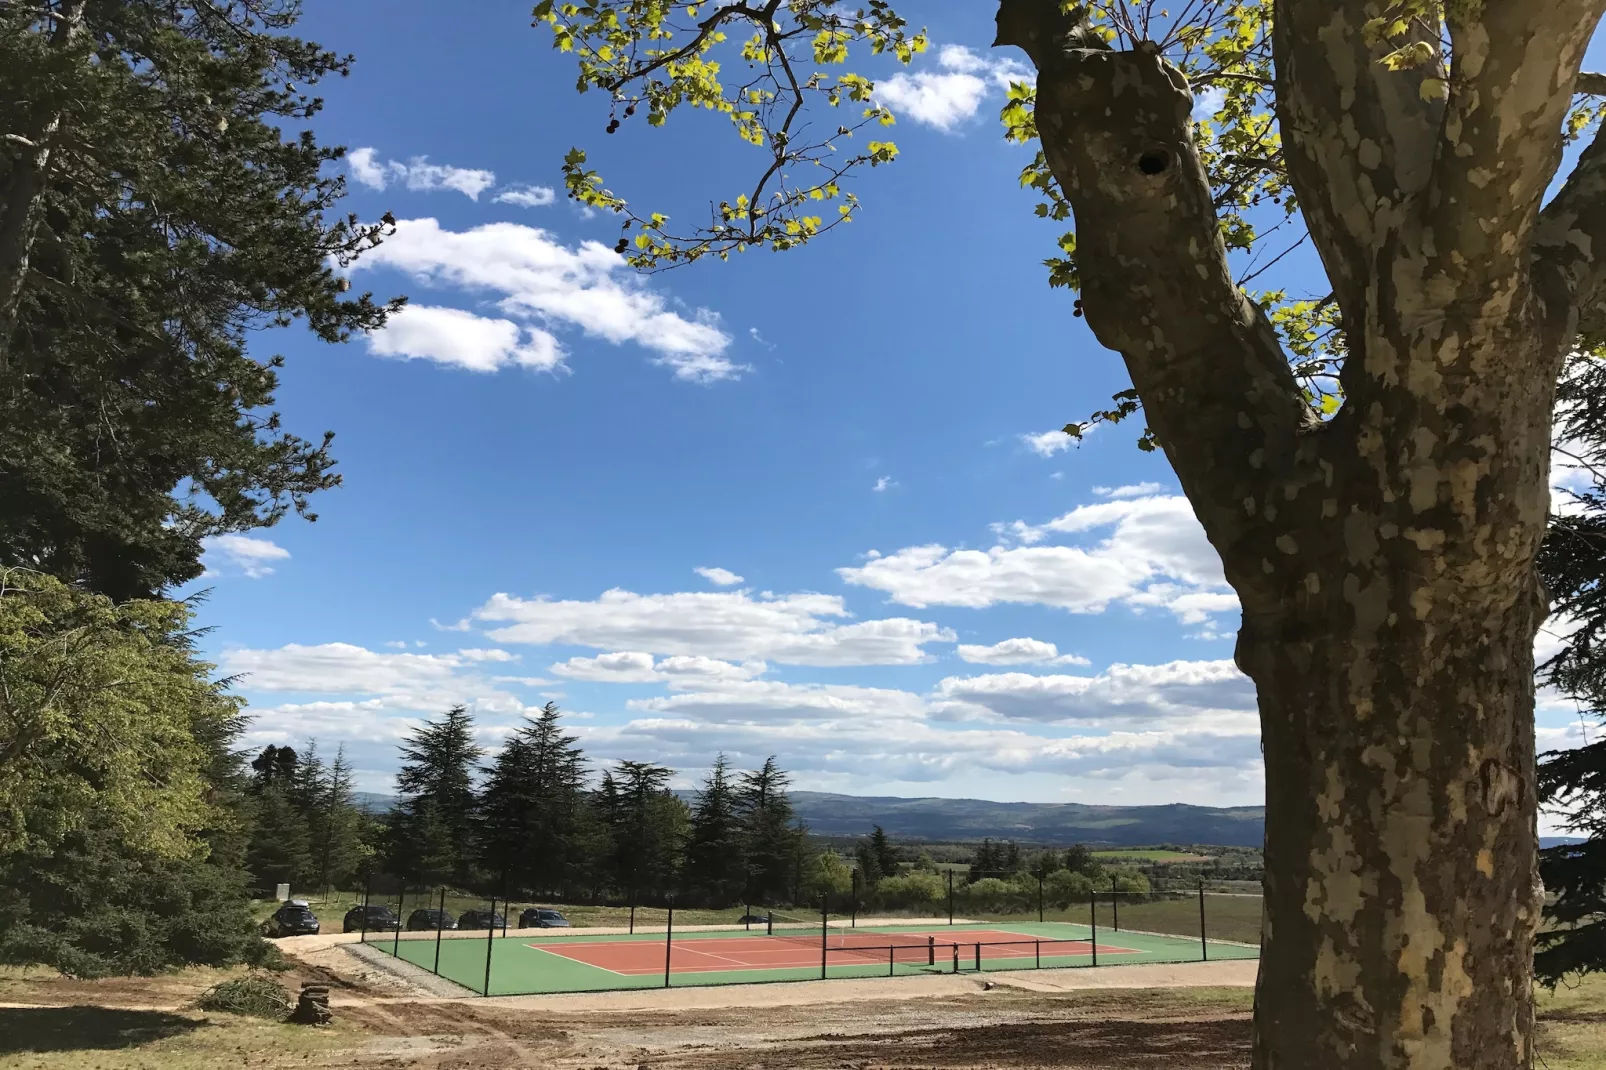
364, 919, 1259, 996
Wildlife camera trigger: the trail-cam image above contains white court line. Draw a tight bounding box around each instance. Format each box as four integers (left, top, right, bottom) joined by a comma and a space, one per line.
524, 942, 634, 977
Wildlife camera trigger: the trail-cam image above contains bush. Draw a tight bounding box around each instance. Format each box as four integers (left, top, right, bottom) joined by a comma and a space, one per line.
193, 974, 292, 1019
875, 871, 944, 907
1043, 869, 1095, 906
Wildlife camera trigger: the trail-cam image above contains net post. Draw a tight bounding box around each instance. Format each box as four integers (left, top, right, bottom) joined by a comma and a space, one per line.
393, 886, 405, 958
482, 894, 496, 997
1038, 875, 1044, 923
927, 935, 935, 967
889, 944, 895, 978
820, 894, 829, 980
1112, 877, 1119, 931
952, 943, 959, 974
664, 899, 674, 988
433, 886, 445, 976
1198, 880, 1208, 961
767, 911, 774, 937
974, 942, 980, 972
1035, 939, 1040, 969
1090, 890, 1098, 967
360, 875, 371, 942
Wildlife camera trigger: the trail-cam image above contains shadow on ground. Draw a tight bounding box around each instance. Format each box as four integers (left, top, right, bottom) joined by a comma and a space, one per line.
0, 1006, 203, 1054
657, 1018, 1252, 1070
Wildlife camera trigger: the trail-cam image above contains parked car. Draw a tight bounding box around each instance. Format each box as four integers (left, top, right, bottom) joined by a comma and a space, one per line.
519, 907, 570, 929
264, 903, 320, 937
736, 913, 770, 925
457, 909, 506, 930
343, 904, 401, 933
406, 908, 457, 932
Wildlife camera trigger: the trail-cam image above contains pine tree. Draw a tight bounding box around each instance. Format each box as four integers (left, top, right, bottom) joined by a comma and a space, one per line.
1062, 844, 1100, 878
600, 761, 683, 899
393, 706, 481, 886
1002, 841, 1023, 877
244, 785, 310, 892
737, 757, 805, 904
968, 839, 999, 882
310, 746, 367, 892
869, 825, 899, 879
853, 840, 882, 888
0, 1, 399, 600
683, 755, 748, 905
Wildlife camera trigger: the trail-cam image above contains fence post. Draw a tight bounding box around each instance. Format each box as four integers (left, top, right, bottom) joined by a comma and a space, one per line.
433, 886, 446, 976
482, 894, 497, 996
1035, 939, 1040, 969
1198, 881, 1208, 961
888, 944, 895, 977
1038, 875, 1044, 923
947, 871, 954, 926
664, 899, 674, 988
952, 942, 959, 974
974, 942, 981, 972
851, 869, 858, 928
927, 935, 935, 967
1090, 890, 1098, 967
360, 875, 371, 941
1112, 877, 1120, 931
630, 888, 637, 934
820, 894, 829, 980
393, 886, 405, 958
745, 902, 751, 931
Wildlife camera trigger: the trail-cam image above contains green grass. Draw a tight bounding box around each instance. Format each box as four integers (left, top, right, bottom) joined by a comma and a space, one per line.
1091, 848, 1214, 862
364, 918, 1259, 996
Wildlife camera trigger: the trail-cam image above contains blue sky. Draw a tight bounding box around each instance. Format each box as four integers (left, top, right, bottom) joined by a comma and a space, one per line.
186, 1, 1592, 817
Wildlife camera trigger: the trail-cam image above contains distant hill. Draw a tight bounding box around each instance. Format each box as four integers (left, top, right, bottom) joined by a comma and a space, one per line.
784, 791, 1266, 847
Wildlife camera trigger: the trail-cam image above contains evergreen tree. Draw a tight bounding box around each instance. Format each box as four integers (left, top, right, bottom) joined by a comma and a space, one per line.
393, 706, 480, 885
853, 840, 882, 887
736, 757, 804, 904
244, 784, 310, 892
869, 825, 899, 879
0, 1, 399, 600
968, 839, 1000, 882
309, 746, 366, 892
598, 761, 684, 899
683, 755, 748, 905
1062, 844, 1101, 878
1535, 353, 1606, 983
1002, 841, 1023, 876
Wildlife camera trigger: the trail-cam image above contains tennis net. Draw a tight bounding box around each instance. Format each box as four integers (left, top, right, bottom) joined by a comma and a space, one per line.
766, 913, 937, 964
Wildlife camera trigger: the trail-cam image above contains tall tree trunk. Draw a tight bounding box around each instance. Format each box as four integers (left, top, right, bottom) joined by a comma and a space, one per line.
991, 0, 1606, 1063
1241, 563, 1544, 1066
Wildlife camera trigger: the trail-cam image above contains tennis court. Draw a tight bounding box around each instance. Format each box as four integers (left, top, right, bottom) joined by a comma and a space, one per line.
365, 919, 1258, 996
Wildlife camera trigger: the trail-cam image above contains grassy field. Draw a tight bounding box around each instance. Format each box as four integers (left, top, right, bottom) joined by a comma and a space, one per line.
1090, 848, 1214, 863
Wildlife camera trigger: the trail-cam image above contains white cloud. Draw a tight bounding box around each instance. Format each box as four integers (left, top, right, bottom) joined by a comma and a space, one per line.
1023, 430, 1073, 457
367, 304, 565, 372
1192, 87, 1227, 122
956, 638, 1090, 667
494, 184, 556, 208
347, 148, 496, 200
840, 492, 1236, 627
627, 679, 928, 723
1094, 483, 1164, 498
932, 660, 1257, 732
695, 566, 744, 586
874, 476, 895, 492
350, 218, 743, 383
552, 651, 769, 688
202, 534, 291, 578
475, 588, 954, 666
875, 46, 1031, 132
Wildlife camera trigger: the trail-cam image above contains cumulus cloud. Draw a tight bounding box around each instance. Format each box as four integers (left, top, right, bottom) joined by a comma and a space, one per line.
956, 638, 1090, 667
474, 588, 955, 666
876, 45, 1031, 131
348, 148, 497, 199
1022, 430, 1074, 457
202, 534, 290, 578
627, 679, 929, 723
494, 184, 557, 208
874, 476, 895, 492
350, 218, 743, 383
840, 492, 1235, 627
366, 304, 564, 372
550, 651, 766, 687
1094, 483, 1164, 498
932, 660, 1257, 732
695, 566, 744, 586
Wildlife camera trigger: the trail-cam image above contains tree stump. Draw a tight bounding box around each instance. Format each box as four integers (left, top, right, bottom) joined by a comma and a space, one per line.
287, 982, 332, 1026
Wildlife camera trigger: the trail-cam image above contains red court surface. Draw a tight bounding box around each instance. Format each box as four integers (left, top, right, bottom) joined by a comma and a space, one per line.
528, 928, 1143, 976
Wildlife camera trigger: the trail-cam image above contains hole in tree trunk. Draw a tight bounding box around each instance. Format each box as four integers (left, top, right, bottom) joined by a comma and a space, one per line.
1138, 149, 1171, 175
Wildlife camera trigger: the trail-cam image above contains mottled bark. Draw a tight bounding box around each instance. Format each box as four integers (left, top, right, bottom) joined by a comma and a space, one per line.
995, 0, 1606, 1064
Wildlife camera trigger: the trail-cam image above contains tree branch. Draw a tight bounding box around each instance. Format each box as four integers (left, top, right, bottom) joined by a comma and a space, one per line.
995, 1, 1311, 595
1427, 0, 1606, 299
1535, 122, 1606, 337
1579, 71, 1606, 96
1270, 0, 1441, 332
